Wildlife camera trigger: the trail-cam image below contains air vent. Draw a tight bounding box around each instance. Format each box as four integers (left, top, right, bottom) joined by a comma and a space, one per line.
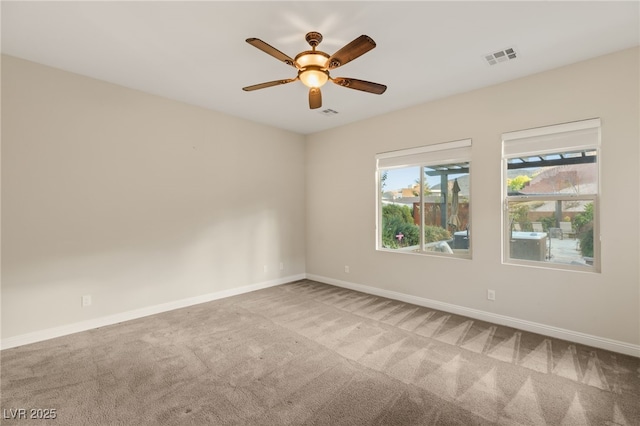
319, 108, 339, 116
484, 47, 518, 66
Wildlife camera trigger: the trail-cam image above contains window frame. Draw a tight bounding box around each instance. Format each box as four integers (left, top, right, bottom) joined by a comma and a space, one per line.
376, 139, 472, 259
501, 119, 601, 272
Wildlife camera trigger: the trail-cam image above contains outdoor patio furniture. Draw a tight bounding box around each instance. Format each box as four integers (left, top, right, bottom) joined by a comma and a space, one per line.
559, 221, 576, 239
532, 222, 543, 232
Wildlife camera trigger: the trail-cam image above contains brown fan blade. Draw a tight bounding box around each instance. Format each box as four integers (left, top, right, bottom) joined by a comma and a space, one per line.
242, 78, 297, 91
331, 77, 387, 94
328, 35, 376, 69
246, 38, 296, 67
309, 87, 322, 109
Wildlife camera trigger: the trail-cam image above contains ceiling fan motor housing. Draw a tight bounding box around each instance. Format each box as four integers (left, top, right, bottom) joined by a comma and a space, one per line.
305, 31, 323, 48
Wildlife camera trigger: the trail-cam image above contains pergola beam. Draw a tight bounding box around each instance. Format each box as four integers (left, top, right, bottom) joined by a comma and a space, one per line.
508, 154, 595, 170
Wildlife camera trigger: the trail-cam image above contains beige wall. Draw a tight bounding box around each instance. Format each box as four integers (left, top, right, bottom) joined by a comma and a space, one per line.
306, 47, 640, 347
1, 55, 306, 339
2, 48, 638, 351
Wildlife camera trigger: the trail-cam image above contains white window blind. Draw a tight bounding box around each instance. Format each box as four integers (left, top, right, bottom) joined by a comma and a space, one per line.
502, 118, 600, 157
376, 139, 472, 169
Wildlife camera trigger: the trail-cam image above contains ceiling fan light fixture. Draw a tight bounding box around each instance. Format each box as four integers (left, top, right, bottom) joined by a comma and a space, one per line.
295, 50, 330, 87
299, 67, 329, 88
294, 50, 330, 69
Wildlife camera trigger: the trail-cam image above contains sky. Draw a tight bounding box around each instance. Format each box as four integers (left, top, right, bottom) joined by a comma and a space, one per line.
383, 167, 464, 192
383, 167, 425, 191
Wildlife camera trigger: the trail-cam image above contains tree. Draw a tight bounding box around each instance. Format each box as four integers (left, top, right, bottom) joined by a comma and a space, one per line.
411, 173, 432, 196
507, 175, 532, 192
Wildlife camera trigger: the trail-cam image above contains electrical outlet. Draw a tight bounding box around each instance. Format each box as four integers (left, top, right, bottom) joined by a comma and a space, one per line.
279, 262, 284, 271
344, 265, 350, 273
81, 295, 92, 307
263, 265, 268, 273
487, 289, 496, 301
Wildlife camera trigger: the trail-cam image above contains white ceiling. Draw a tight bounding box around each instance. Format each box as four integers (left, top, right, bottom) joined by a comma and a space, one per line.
2, 1, 639, 135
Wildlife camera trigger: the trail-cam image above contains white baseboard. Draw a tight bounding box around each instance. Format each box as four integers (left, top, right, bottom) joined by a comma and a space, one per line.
306, 274, 640, 358
4, 273, 637, 358
0, 274, 306, 351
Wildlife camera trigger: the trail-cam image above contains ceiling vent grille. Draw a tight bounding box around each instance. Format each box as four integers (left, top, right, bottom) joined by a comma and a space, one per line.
319, 108, 339, 116
484, 47, 518, 66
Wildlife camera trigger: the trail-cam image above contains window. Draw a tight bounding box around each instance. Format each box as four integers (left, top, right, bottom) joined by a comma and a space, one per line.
376, 139, 471, 258
502, 118, 600, 271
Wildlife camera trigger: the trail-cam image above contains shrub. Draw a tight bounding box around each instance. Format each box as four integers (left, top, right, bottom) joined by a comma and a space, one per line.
382, 216, 420, 248
573, 202, 594, 258
381, 204, 451, 248
510, 204, 530, 230
579, 225, 594, 258
424, 225, 451, 243
540, 216, 556, 231
573, 203, 593, 233
382, 204, 414, 224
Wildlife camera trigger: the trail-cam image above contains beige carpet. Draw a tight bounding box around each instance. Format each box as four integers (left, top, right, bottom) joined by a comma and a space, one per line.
1, 279, 639, 425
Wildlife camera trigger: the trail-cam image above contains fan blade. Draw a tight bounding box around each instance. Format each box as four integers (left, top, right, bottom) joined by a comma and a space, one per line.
242, 78, 297, 91
309, 87, 322, 109
332, 77, 387, 94
246, 38, 296, 67
328, 35, 376, 69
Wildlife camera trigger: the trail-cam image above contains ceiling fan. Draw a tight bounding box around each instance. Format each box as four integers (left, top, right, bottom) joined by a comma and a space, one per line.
242, 31, 387, 109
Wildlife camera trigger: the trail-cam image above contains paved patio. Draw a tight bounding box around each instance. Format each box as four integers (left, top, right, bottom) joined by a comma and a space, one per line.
546, 235, 588, 265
